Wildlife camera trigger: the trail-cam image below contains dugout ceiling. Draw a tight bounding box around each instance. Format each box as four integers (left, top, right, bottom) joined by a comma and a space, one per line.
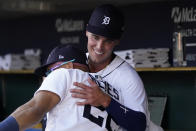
0, 0, 177, 20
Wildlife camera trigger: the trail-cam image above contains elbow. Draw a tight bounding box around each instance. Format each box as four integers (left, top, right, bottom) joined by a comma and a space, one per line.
32, 106, 47, 118
124, 112, 146, 131
135, 112, 146, 131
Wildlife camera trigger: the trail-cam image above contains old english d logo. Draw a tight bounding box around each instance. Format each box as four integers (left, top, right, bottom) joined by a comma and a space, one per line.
102, 16, 110, 25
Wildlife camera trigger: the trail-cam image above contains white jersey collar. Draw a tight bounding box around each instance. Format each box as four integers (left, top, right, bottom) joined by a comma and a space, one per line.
95, 55, 125, 78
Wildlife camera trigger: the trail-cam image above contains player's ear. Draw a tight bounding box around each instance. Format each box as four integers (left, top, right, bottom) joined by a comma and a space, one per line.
86, 30, 89, 37
114, 39, 120, 46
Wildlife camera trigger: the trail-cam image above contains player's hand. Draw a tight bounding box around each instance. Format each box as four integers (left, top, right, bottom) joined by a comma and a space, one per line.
70, 78, 111, 108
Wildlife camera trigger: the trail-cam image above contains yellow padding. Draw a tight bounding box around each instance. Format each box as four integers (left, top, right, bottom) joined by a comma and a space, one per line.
33, 123, 42, 129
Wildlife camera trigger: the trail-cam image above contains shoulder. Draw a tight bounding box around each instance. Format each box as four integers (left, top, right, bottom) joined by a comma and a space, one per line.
46, 68, 89, 82
47, 68, 85, 77
48, 68, 69, 76
67, 68, 89, 78
43, 68, 72, 84
112, 56, 139, 78
110, 56, 144, 87
57, 68, 90, 82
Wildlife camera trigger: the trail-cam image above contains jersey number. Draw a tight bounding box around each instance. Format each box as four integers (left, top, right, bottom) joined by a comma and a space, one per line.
83, 105, 104, 127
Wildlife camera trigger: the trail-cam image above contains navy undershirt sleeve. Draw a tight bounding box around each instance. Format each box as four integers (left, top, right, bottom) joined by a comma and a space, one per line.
105, 98, 146, 131
0, 116, 19, 131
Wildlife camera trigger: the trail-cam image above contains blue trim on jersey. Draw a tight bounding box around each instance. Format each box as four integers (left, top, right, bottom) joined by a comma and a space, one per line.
0, 116, 19, 131
106, 99, 146, 131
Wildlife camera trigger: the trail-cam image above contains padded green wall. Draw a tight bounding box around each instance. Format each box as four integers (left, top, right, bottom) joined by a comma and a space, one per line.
139, 71, 196, 131
0, 74, 40, 116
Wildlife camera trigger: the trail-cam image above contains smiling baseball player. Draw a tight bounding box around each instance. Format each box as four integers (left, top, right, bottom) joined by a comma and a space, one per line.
70, 4, 163, 131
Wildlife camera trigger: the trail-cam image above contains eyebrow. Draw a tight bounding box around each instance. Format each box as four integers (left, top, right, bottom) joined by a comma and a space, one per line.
92, 34, 98, 37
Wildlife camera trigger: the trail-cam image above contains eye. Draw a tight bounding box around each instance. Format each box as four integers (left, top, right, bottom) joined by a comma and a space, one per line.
105, 39, 115, 44
92, 35, 99, 40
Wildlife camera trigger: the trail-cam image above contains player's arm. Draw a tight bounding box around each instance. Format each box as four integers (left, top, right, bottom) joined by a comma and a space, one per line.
71, 78, 146, 131
0, 90, 60, 131
106, 98, 146, 131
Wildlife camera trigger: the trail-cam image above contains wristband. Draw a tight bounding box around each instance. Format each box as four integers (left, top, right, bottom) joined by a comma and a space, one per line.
0, 116, 19, 131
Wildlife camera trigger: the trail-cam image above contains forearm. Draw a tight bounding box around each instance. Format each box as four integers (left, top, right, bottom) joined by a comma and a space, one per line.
11, 103, 45, 131
0, 90, 59, 131
106, 98, 146, 131
98, 91, 146, 130
0, 104, 44, 131
11, 91, 60, 131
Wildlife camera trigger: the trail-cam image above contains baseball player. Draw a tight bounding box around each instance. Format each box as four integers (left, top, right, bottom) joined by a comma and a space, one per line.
70, 4, 164, 131
0, 44, 121, 131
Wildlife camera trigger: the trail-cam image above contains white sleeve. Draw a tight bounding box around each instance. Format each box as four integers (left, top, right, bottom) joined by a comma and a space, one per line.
35, 68, 71, 101
119, 67, 148, 114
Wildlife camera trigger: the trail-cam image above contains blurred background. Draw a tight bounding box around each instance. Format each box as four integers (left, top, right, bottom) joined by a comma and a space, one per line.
0, 0, 196, 131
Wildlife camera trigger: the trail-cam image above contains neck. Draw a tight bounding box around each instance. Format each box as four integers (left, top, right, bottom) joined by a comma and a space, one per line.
73, 63, 89, 72
89, 62, 108, 73
89, 55, 115, 73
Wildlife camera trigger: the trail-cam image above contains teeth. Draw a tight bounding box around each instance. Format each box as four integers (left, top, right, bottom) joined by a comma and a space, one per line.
94, 50, 103, 55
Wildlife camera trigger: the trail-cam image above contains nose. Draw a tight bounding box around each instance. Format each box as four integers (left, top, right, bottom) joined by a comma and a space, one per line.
96, 40, 104, 50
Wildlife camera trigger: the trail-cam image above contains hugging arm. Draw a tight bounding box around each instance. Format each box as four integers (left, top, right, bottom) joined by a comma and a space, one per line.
71, 78, 146, 131
0, 91, 60, 131
106, 98, 146, 131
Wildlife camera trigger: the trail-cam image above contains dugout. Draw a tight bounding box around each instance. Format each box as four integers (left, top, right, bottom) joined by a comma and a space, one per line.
0, 0, 196, 131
